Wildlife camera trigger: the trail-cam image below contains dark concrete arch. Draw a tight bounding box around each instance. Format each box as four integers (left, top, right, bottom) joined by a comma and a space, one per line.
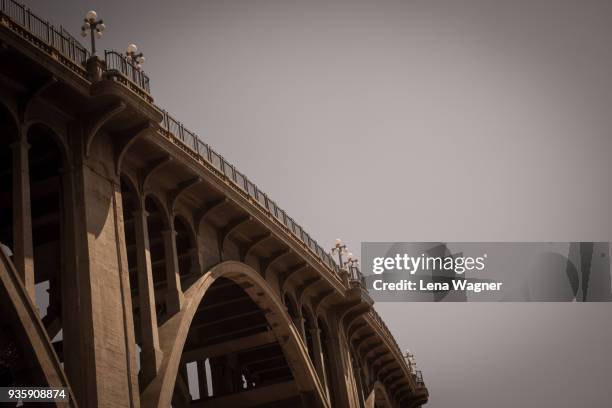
317, 316, 336, 403
369, 380, 394, 408
173, 212, 197, 253
24, 122, 71, 376
283, 291, 300, 321
140, 260, 328, 408
120, 173, 142, 209
23, 121, 70, 170
144, 193, 171, 230
173, 213, 199, 287
0, 102, 19, 253
144, 194, 170, 319
0, 99, 20, 133
301, 303, 317, 365
115, 125, 155, 176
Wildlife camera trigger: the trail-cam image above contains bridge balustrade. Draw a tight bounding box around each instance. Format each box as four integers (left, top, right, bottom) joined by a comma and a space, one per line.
0, 0, 89, 70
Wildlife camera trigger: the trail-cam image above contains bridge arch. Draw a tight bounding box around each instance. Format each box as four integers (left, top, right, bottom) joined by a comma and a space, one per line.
141, 260, 328, 408
369, 380, 394, 408
23, 120, 70, 169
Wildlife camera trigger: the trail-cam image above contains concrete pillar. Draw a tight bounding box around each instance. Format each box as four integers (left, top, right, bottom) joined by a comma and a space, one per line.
325, 318, 360, 408
161, 228, 183, 314
309, 327, 328, 400
133, 208, 163, 384
10, 140, 34, 299
69, 154, 145, 407
352, 357, 366, 408
296, 311, 306, 340
292, 315, 305, 339
189, 247, 201, 275
133, 206, 163, 388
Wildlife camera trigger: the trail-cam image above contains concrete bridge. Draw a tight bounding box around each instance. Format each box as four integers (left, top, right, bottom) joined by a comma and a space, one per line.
0, 1, 428, 407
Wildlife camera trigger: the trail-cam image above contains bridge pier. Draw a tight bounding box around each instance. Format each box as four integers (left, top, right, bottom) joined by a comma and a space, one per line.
132, 206, 163, 386
68, 148, 140, 407
10, 138, 34, 299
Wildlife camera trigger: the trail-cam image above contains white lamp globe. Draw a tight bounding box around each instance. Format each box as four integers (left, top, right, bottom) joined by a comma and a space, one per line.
85, 10, 97, 22
95, 31, 103, 39
126, 43, 138, 54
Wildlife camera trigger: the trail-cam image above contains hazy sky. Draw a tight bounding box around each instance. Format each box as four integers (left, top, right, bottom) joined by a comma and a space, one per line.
26, 0, 612, 406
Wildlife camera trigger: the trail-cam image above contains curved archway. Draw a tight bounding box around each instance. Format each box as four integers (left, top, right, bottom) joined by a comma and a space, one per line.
141, 261, 328, 408
369, 380, 394, 408
23, 120, 70, 170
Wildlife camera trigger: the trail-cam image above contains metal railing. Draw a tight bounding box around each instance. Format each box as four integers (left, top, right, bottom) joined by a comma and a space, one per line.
0, 0, 89, 70
159, 110, 340, 276
348, 265, 366, 286
104, 50, 151, 94
414, 370, 424, 386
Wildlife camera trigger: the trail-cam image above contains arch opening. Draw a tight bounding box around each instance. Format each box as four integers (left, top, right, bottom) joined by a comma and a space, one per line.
173, 277, 304, 407
174, 215, 197, 289
145, 195, 168, 321
318, 317, 336, 404
27, 124, 65, 345
301, 306, 316, 364
0, 104, 19, 387
119, 176, 144, 386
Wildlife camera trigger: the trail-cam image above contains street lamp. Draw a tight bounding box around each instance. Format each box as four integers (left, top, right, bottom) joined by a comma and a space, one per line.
125, 43, 146, 69
331, 238, 348, 268
345, 253, 361, 282
80, 10, 105, 55
405, 349, 417, 371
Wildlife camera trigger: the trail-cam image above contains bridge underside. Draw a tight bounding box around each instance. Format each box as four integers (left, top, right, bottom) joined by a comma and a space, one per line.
0, 2, 428, 407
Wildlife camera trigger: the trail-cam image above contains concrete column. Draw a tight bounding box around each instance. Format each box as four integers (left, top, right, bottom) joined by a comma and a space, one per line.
161, 228, 183, 315
133, 208, 163, 384
352, 357, 366, 408
10, 140, 35, 299
189, 247, 201, 275
296, 310, 306, 340
70, 153, 148, 407
309, 327, 328, 398
325, 319, 360, 407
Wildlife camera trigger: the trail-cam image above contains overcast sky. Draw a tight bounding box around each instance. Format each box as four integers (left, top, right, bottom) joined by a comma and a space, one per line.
26, 0, 612, 406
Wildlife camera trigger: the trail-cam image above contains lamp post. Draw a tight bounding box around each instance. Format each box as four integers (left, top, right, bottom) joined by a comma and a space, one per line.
80, 10, 105, 55
405, 349, 424, 385
345, 253, 360, 281
405, 349, 416, 371
331, 238, 347, 269
126, 43, 146, 69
